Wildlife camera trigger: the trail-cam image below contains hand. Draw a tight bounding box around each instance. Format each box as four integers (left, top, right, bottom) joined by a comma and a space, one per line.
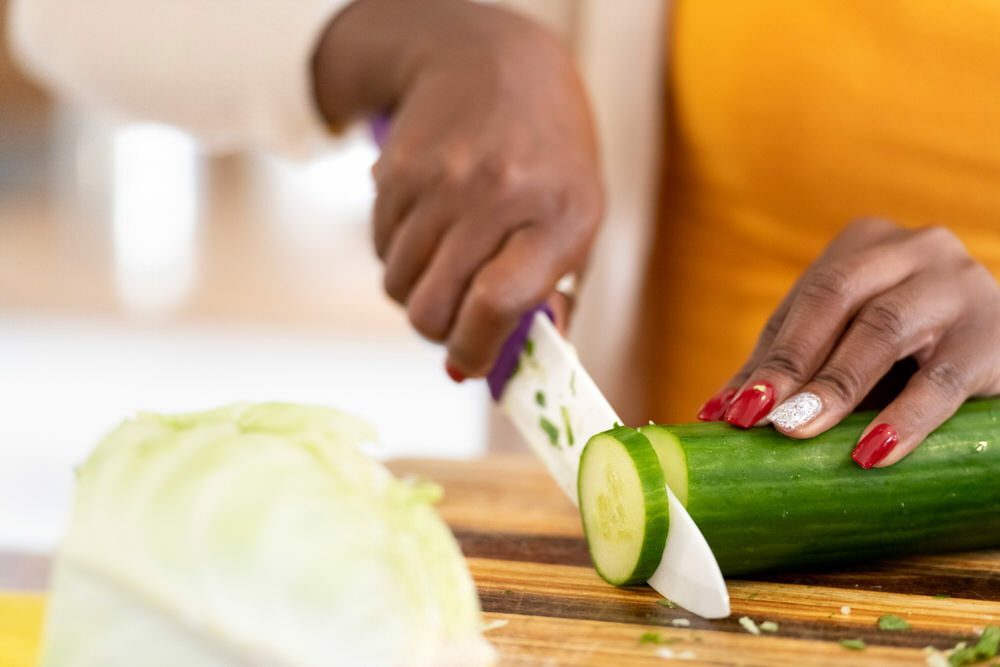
698, 218, 1000, 468
313, 0, 603, 378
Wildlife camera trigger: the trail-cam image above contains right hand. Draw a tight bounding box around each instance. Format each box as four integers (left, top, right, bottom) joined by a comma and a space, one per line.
314, 0, 604, 378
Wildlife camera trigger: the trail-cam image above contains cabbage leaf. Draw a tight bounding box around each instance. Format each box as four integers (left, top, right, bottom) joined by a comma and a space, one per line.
40, 403, 495, 666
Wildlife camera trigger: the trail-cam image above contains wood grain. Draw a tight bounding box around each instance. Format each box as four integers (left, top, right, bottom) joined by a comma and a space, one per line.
388, 456, 1000, 665
3, 455, 997, 666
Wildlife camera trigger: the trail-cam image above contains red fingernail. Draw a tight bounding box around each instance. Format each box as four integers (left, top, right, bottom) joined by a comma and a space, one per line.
851, 423, 898, 469
724, 382, 775, 429
697, 388, 738, 421
445, 362, 467, 383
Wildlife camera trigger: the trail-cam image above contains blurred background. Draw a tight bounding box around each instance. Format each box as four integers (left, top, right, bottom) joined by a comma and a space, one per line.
0, 1, 663, 555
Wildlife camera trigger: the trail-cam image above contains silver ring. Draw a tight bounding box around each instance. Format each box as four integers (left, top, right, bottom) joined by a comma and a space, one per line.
555, 273, 578, 300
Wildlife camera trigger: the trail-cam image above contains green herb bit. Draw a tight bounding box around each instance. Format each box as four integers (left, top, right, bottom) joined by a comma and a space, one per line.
878, 614, 911, 631
540, 417, 559, 446
503, 589, 512, 595
934, 594, 951, 599
638, 632, 678, 645
656, 599, 678, 608
570, 370, 577, 396
510, 359, 521, 380
525, 339, 534, 357
839, 638, 866, 651
561, 406, 574, 446
748, 592, 759, 599
535, 391, 546, 407
759, 621, 778, 633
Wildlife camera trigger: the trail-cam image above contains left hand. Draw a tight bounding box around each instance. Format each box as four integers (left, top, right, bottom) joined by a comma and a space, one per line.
697, 218, 1000, 468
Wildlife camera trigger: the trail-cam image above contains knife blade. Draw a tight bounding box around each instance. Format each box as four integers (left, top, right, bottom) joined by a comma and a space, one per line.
489, 306, 730, 619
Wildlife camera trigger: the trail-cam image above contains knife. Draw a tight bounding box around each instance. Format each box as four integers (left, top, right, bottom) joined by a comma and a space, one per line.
370, 118, 729, 618
487, 305, 730, 619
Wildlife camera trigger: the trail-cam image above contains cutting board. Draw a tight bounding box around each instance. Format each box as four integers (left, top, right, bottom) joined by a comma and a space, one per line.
3, 455, 998, 666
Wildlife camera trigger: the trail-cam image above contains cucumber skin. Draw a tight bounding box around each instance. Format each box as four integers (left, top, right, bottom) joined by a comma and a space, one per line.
578, 426, 670, 586
650, 398, 1000, 576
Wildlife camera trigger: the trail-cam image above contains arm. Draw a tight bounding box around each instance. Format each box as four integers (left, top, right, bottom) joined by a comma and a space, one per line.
12, 0, 605, 378
9, 0, 352, 156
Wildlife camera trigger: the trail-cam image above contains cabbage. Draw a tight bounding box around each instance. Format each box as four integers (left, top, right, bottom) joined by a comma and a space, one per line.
40, 403, 495, 666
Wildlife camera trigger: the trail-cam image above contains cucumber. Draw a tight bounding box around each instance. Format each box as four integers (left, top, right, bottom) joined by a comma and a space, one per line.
577, 426, 670, 586
637, 398, 1000, 576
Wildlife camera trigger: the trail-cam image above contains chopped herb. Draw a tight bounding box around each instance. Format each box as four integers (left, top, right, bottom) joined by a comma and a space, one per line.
540, 417, 559, 445
510, 359, 521, 380
828, 612, 836, 618
656, 599, 678, 608
694, 636, 703, 643
878, 614, 911, 631
638, 632, 679, 645
535, 391, 546, 407
561, 406, 574, 446
739, 616, 761, 636
525, 339, 534, 357
840, 638, 866, 651
503, 589, 512, 595
951, 625, 1000, 666
748, 592, 759, 599
570, 370, 577, 396
760, 621, 779, 633
934, 594, 951, 599
613, 420, 623, 428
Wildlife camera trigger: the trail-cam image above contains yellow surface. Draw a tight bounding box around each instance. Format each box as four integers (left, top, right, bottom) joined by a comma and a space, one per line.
0, 594, 44, 667
646, 0, 1000, 421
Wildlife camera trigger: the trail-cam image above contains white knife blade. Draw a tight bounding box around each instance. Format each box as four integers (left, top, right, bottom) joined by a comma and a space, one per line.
497, 311, 730, 619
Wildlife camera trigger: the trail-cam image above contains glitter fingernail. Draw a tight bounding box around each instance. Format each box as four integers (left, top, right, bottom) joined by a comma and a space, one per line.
768, 392, 822, 431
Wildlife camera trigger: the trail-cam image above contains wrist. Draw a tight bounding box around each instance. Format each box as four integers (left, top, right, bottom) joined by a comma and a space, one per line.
311, 0, 556, 127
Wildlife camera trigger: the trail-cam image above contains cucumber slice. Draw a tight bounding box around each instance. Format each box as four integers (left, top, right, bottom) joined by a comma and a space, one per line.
578, 426, 670, 586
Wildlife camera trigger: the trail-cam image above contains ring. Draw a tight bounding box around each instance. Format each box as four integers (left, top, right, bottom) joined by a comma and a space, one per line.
555, 273, 578, 300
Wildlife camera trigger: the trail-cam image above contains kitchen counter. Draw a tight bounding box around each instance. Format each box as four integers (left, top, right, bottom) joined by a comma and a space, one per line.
3, 455, 998, 665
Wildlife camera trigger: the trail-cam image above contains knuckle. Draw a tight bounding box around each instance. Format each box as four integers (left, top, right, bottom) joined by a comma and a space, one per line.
470, 281, 520, 326
921, 360, 968, 396
407, 299, 448, 343
382, 267, 410, 306
758, 344, 811, 382
477, 156, 521, 193
855, 299, 907, 340
802, 266, 854, 304
814, 364, 865, 403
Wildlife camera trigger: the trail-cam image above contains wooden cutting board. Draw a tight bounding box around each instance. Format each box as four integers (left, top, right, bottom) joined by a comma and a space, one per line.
3, 455, 998, 666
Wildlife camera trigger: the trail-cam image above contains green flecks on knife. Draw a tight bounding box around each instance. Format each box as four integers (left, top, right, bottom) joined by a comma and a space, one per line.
535, 391, 546, 407
525, 339, 534, 357
561, 406, 574, 446
540, 417, 559, 446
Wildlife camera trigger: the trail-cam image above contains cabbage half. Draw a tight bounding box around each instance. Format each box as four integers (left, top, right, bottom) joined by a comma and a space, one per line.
40, 403, 495, 666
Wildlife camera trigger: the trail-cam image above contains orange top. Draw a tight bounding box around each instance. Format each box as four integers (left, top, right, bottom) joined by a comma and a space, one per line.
643, 0, 1000, 422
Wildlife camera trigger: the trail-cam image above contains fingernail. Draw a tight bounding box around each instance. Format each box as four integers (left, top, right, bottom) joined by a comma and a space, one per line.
768, 392, 823, 431
851, 423, 898, 469
445, 362, 466, 383
697, 387, 738, 421
724, 381, 776, 429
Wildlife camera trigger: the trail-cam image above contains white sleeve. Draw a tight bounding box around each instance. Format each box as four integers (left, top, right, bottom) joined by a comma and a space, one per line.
8, 0, 355, 158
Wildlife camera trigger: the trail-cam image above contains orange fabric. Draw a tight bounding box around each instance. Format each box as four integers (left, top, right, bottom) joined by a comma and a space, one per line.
644, 0, 1000, 422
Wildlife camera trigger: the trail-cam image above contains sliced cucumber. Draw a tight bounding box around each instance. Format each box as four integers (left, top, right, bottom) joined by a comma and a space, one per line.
640, 425, 688, 506
577, 426, 670, 586
639, 399, 1000, 575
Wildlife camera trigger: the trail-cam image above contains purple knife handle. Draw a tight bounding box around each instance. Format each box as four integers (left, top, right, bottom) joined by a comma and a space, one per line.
487, 303, 554, 401
371, 114, 391, 149
372, 113, 549, 399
